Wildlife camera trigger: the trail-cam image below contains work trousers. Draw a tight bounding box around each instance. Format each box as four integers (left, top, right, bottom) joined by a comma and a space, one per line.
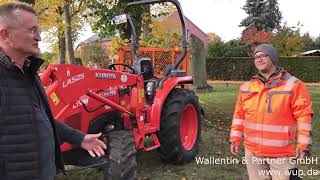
245, 149, 296, 180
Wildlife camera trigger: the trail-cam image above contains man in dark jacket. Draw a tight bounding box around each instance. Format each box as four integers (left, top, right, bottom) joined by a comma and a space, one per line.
0, 2, 107, 180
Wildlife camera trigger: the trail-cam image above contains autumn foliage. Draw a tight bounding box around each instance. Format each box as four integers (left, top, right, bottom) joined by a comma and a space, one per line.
241, 26, 273, 45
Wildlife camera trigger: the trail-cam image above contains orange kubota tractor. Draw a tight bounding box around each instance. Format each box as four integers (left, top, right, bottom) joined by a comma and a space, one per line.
40, 0, 203, 179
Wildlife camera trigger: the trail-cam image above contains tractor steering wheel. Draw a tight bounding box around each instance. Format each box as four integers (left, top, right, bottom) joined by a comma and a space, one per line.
108, 63, 135, 74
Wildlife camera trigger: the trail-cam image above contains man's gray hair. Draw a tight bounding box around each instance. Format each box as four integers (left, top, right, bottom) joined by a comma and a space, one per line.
0, 2, 36, 28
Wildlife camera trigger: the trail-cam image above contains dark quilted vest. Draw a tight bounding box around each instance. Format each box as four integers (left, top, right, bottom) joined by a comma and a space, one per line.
0, 53, 64, 180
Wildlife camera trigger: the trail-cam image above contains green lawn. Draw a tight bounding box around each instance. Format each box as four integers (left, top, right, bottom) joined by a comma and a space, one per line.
55, 83, 320, 180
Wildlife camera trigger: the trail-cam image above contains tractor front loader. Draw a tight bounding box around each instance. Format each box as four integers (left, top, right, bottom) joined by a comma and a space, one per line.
40, 0, 203, 179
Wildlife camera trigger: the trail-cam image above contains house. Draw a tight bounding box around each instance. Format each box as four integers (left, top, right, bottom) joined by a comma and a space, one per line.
159, 11, 210, 47
75, 33, 112, 66
301, 49, 320, 56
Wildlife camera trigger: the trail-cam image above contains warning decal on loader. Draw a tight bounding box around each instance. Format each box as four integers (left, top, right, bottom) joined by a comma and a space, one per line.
138, 89, 144, 103
51, 92, 60, 106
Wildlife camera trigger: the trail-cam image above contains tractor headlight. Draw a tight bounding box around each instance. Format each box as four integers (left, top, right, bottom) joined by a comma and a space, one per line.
146, 81, 156, 96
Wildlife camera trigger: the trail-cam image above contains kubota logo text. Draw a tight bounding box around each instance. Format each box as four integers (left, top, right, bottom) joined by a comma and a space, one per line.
63, 73, 85, 88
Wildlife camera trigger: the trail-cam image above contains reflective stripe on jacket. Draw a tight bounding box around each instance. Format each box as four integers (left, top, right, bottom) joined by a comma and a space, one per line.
230, 71, 313, 157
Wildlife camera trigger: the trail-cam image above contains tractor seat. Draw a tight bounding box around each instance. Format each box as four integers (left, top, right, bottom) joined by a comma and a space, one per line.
133, 58, 155, 81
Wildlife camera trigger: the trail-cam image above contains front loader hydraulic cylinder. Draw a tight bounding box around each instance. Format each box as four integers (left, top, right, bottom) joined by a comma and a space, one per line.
87, 91, 134, 117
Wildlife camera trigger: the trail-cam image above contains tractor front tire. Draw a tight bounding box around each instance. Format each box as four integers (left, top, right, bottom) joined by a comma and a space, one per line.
103, 130, 137, 180
158, 89, 202, 164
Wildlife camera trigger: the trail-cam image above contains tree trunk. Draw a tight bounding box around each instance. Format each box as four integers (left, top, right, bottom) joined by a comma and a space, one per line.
18, 0, 35, 5
58, 31, 66, 64
190, 34, 212, 92
142, 9, 151, 38
64, 3, 75, 64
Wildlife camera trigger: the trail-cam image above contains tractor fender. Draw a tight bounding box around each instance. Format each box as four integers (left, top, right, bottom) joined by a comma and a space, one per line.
87, 111, 122, 134
150, 76, 193, 130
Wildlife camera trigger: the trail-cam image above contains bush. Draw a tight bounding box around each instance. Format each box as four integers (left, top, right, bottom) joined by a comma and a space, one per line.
206, 57, 255, 80
207, 57, 320, 82
207, 39, 250, 58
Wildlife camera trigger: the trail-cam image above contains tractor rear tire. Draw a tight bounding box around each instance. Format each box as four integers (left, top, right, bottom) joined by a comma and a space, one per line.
157, 89, 202, 164
103, 130, 137, 180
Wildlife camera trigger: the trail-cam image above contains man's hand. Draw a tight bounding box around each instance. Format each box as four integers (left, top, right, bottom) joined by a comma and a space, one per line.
230, 142, 239, 155
296, 148, 310, 159
81, 133, 107, 157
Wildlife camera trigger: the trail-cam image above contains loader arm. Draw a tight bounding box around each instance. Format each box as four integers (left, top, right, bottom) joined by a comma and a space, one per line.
40, 64, 143, 151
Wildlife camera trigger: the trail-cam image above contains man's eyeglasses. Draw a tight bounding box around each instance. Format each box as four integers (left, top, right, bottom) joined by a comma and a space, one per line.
9, 26, 41, 36
23, 27, 41, 36
254, 54, 269, 61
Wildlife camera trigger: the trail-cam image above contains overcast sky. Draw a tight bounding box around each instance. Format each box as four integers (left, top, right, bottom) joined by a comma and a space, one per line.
39, 0, 320, 52
179, 0, 319, 41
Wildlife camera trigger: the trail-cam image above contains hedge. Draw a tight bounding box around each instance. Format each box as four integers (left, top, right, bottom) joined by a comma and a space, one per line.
206, 57, 320, 82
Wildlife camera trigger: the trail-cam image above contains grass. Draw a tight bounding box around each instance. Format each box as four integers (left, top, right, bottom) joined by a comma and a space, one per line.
55, 83, 320, 180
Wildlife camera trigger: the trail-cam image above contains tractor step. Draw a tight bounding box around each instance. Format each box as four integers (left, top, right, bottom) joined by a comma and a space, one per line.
143, 133, 160, 151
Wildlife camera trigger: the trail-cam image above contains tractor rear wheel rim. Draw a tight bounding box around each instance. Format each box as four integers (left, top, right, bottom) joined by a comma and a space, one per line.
180, 103, 198, 151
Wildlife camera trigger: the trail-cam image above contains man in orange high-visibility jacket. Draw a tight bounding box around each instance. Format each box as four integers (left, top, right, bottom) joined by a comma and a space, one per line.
229, 43, 313, 180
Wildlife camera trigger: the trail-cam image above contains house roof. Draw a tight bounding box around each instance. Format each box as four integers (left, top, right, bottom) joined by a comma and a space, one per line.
159, 11, 210, 46
301, 49, 320, 55
75, 32, 109, 50
82, 33, 100, 43
81, 32, 109, 44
